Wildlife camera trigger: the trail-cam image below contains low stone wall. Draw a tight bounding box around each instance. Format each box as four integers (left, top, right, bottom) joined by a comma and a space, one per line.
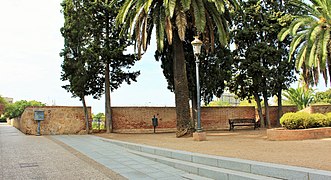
19, 106, 91, 135
267, 127, 331, 141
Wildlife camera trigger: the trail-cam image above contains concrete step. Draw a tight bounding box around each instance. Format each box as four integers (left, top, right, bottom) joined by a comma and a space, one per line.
129, 150, 280, 180
101, 138, 331, 180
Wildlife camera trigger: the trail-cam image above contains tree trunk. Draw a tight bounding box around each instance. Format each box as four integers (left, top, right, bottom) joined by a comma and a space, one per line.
262, 90, 271, 128
105, 62, 112, 133
81, 96, 90, 133
277, 88, 282, 127
254, 92, 264, 128
173, 32, 193, 137
104, 12, 112, 133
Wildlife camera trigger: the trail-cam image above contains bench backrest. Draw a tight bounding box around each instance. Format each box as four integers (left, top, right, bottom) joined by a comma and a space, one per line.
229, 119, 256, 123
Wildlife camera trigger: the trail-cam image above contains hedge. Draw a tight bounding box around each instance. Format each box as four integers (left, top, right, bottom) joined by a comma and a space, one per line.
280, 112, 331, 129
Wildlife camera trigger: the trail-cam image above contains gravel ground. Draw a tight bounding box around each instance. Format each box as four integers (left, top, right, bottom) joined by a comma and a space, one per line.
96, 129, 331, 171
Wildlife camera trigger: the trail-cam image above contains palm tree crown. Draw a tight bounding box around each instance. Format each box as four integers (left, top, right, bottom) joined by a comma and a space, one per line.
278, 0, 331, 86
114, 0, 237, 57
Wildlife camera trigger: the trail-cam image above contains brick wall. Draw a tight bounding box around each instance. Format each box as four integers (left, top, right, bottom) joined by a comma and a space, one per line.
111, 106, 303, 132
260, 106, 298, 126
201, 106, 255, 130
18, 106, 91, 135
14, 105, 330, 134
306, 105, 331, 114
111, 106, 255, 132
112, 107, 176, 133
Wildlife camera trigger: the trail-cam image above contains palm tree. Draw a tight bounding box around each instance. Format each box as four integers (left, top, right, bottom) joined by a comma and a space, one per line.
283, 87, 315, 110
114, 0, 238, 137
278, 0, 331, 87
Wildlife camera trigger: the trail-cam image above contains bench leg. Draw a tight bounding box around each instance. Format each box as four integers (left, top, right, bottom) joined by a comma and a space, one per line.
229, 124, 233, 131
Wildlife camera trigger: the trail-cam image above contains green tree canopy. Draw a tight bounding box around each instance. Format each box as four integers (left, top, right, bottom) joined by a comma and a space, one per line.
60, 0, 140, 133
4, 100, 45, 119
229, 0, 297, 127
115, 0, 238, 137
0, 96, 8, 115
314, 89, 331, 104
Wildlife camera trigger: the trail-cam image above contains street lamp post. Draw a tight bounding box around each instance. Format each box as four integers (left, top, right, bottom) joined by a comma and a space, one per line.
191, 36, 203, 132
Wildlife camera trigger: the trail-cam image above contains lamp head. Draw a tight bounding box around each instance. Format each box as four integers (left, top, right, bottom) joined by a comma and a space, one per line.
191, 36, 203, 56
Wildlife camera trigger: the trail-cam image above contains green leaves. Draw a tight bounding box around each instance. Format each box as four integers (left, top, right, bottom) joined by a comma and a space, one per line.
61, 0, 140, 101
283, 87, 314, 110
3, 100, 45, 119
192, 0, 206, 32
278, 0, 331, 86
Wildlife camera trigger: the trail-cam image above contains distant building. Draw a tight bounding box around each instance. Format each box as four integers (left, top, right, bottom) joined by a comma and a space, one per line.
4, 97, 13, 104
217, 92, 240, 106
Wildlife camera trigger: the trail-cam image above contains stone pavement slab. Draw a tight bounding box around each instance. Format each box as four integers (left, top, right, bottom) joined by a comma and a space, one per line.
0, 123, 122, 179
52, 135, 211, 180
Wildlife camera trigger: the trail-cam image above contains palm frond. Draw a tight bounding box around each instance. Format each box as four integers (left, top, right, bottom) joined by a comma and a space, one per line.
175, 9, 187, 41
165, 17, 173, 45
192, 0, 206, 33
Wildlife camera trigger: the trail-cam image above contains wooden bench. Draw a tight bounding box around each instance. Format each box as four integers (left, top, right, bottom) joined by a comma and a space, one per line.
228, 118, 258, 131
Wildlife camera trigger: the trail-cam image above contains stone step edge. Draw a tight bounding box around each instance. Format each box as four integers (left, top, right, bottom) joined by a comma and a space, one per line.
100, 137, 331, 180
129, 150, 281, 180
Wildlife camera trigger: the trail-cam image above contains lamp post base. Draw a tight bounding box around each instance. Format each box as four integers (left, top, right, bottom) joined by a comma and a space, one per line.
193, 131, 207, 141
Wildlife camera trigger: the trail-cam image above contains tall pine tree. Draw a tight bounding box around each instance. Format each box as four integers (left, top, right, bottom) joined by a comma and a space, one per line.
60, 0, 139, 133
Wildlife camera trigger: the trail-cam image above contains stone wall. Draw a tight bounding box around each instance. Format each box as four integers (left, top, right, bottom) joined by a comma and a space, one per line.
302, 105, 331, 114
18, 106, 91, 135
201, 106, 255, 130
112, 107, 176, 133
111, 106, 302, 132
12, 117, 20, 129
261, 106, 298, 126
15, 105, 329, 134
111, 106, 256, 133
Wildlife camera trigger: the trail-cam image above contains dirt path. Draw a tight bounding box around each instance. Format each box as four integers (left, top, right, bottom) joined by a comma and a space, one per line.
96, 129, 331, 171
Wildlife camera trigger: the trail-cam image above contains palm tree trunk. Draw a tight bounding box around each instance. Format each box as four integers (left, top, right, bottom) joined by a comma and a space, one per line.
81, 96, 90, 133
173, 32, 193, 137
105, 62, 112, 133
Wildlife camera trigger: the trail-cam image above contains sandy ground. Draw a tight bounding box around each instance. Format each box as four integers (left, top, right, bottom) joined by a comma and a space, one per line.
96, 129, 331, 171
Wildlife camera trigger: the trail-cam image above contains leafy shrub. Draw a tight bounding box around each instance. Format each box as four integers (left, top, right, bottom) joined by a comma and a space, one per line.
281, 112, 331, 129
280, 112, 305, 129
310, 113, 328, 127
325, 113, 331, 126
92, 120, 105, 130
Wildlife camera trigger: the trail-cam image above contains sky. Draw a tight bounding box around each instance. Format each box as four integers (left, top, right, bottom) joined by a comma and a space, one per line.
0, 0, 175, 113
0, 0, 329, 114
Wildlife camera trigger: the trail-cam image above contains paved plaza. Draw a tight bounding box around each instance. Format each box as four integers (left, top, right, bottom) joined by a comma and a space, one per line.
1, 123, 331, 180
0, 124, 208, 180
0, 123, 121, 179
